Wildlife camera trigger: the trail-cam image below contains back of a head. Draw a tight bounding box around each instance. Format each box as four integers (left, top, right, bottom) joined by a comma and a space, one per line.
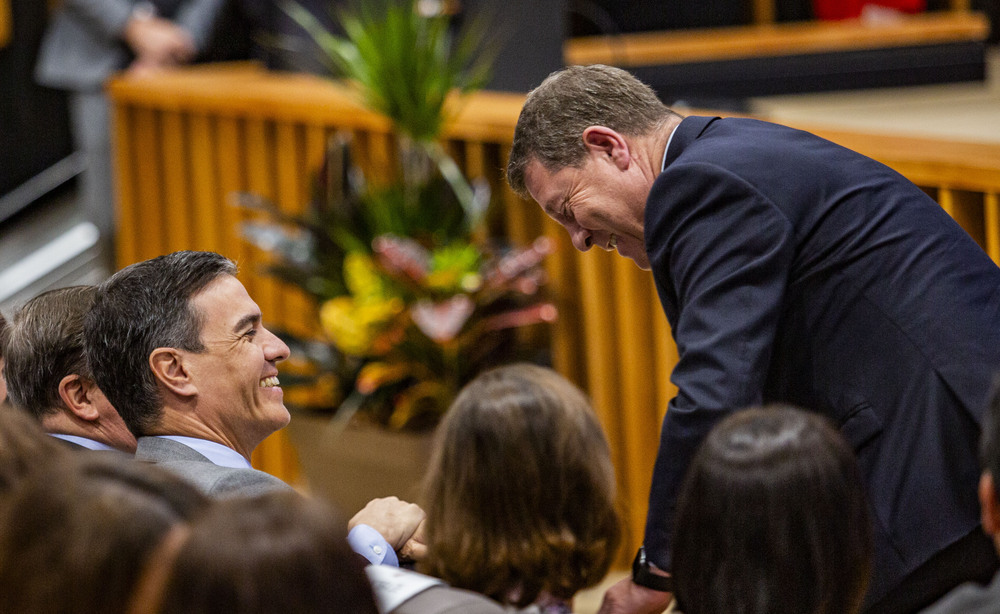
421, 363, 621, 607
0, 455, 208, 614
153, 491, 378, 614
84, 251, 237, 435
506, 64, 676, 198
0, 406, 69, 493
4, 285, 97, 418
672, 406, 873, 614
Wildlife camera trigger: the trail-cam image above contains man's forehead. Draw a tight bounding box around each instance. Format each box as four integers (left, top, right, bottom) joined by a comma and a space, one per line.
190, 275, 261, 330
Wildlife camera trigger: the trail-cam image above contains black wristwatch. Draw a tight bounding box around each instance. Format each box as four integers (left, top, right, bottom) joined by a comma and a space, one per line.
631, 546, 673, 592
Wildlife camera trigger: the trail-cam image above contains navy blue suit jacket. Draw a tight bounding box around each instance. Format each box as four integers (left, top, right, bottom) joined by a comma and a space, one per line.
644, 116, 1000, 604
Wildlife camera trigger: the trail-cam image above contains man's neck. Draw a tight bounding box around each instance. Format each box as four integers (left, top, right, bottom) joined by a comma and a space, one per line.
152, 406, 258, 462
41, 411, 135, 453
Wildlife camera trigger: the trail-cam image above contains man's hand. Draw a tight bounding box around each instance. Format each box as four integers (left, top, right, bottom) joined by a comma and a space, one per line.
597, 577, 672, 614
350, 496, 427, 559
122, 16, 195, 67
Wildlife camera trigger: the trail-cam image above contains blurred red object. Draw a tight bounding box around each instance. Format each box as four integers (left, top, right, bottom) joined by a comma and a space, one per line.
812, 0, 926, 20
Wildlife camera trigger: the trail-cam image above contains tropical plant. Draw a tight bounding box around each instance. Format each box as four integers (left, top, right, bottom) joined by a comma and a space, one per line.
238, 0, 553, 430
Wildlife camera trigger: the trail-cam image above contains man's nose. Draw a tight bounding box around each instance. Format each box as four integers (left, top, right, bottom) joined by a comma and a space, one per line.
569, 225, 592, 252
262, 327, 291, 362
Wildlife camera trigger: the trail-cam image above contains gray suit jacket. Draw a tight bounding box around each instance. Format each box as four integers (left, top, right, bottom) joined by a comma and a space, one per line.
35, 0, 225, 91
135, 436, 293, 497
391, 586, 506, 614
921, 571, 1000, 614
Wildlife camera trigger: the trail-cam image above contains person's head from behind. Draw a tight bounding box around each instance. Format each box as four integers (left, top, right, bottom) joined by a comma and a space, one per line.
0, 406, 70, 494
976, 376, 1000, 553
142, 491, 378, 614
506, 65, 681, 270
420, 363, 621, 607
673, 405, 873, 614
5, 286, 135, 452
0, 455, 209, 614
84, 251, 291, 460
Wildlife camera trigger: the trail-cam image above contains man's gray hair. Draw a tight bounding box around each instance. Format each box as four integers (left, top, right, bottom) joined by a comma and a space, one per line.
506, 64, 677, 199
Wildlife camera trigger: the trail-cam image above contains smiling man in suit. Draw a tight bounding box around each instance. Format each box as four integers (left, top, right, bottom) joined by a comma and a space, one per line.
4, 285, 135, 453
507, 64, 1000, 614
83, 250, 424, 566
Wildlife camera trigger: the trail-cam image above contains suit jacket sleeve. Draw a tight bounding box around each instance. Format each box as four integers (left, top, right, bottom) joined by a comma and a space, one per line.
643, 160, 796, 570
61, 0, 135, 42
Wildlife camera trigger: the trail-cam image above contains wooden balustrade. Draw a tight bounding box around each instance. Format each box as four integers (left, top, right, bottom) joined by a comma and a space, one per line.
109, 63, 1000, 565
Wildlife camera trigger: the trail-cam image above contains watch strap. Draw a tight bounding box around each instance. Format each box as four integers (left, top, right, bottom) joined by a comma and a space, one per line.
631, 546, 673, 593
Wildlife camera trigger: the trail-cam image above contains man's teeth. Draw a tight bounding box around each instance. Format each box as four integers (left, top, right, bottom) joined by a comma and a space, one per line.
259, 376, 280, 388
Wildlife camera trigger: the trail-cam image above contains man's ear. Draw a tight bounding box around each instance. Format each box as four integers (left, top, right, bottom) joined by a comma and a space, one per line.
980, 473, 1000, 537
582, 126, 631, 170
58, 374, 100, 421
149, 348, 197, 398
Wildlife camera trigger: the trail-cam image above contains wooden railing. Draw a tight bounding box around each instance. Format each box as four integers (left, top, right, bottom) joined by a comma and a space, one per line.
108, 63, 1000, 565
565, 11, 990, 68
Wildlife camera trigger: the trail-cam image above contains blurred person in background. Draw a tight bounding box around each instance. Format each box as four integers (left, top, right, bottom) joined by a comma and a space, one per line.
0, 455, 209, 613
133, 490, 380, 614
34, 0, 230, 268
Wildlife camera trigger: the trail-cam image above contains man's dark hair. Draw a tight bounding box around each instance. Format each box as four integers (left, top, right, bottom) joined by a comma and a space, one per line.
84, 251, 237, 435
5, 286, 97, 418
672, 405, 873, 614
980, 376, 1000, 502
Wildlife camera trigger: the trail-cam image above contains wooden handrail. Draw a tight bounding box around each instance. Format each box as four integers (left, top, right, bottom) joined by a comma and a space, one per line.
565, 11, 990, 67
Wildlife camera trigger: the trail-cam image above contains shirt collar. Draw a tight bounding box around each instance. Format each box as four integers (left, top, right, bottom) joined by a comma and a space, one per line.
157, 435, 253, 469
50, 434, 117, 451
662, 124, 679, 172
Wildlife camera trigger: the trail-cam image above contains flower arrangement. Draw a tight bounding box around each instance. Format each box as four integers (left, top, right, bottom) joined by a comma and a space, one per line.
238, 0, 555, 430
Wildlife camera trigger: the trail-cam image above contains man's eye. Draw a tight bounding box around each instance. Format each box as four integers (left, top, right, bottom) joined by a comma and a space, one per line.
244, 329, 258, 339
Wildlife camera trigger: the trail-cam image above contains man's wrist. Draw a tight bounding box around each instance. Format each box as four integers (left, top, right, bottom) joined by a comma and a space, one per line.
631, 546, 673, 592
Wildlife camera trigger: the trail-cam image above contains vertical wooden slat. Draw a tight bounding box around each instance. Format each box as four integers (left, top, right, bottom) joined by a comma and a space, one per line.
751, 0, 775, 24
576, 249, 632, 563
132, 107, 166, 260
544, 216, 587, 391
985, 191, 1000, 265
613, 259, 664, 565
161, 111, 192, 253
276, 122, 316, 339
214, 116, 245, 265
188, 113, 223, 253
244, 118, 281, 324
949, 190, 986, 250
938, 186, 955, 218
112, 103, 139, 267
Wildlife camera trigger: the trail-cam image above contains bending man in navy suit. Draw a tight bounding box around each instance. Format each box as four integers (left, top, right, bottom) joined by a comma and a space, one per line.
506, 65, 1000, 614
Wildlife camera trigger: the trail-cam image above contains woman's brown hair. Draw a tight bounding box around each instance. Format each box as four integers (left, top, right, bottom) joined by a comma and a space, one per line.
419, 363, 621, 607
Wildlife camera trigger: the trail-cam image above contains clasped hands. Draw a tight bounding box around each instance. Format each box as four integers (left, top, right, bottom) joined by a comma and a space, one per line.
350, 496, 427, 562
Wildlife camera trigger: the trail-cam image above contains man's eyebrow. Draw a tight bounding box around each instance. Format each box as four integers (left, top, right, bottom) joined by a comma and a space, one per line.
232, 313, 261, 334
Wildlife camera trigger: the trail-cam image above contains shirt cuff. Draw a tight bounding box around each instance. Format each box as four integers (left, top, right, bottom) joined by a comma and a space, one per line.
347, 524, 399, 567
